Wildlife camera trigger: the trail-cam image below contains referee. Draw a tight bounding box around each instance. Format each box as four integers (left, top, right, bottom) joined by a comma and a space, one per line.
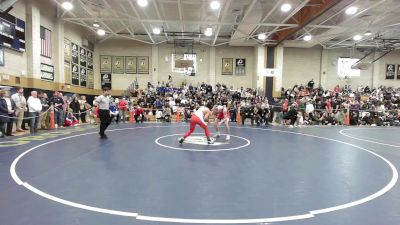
94, 87, 111, 139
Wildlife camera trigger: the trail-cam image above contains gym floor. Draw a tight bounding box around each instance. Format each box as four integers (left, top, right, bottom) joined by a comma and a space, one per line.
1, 123, 399, 225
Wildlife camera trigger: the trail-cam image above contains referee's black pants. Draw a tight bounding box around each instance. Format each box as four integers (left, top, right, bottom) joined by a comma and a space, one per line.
99, 109, 111, 136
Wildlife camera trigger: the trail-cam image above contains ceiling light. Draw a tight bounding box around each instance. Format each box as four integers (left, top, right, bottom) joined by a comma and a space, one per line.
345, 6, 358, 15
303, 35, 312, 41
258, 33, 267, 40
204, 28, 213, 37
152, 27, 161, 34
210, 1, 221, 10
93, 23, 100, 28
353, 34, 362, 41
97, 29, 106, 36
137, 0, 148, 7
61, 1, 73, 10
364, 31, 372, 36
281, 3, 292, 12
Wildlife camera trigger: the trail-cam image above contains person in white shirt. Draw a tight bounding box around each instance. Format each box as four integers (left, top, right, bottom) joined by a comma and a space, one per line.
11, 87, 27, 132
27, 91, 42, 133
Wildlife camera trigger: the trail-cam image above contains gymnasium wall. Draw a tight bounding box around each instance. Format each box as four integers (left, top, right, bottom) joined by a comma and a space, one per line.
282, 47, 400, 90
95, 41, 256, 91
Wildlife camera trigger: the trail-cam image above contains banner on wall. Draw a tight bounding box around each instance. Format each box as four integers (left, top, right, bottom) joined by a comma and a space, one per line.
40, 63, 54, 81
235, 58, 246, 76
137, 56, 149, 74
80, 67, 87, 87
112, 56, 124, 74
64, 62, 71, 84
71, 63, 80, 85
71, 42, 79, 65
100, 55, 112, 73
64, 39, 71, 62
397, 65, 400, 80
222, 58, 233, 75
87, 50, 93, 70
386, 64, 395, 79
125, 56, 137, 74
101, 73, 112, 89
87, 69, 94, 89
79, 47, 87, 67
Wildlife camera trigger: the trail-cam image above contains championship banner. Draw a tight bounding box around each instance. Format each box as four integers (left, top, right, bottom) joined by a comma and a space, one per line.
386, 64, 395, 79
87, 69, 94, 89
112, 56, 124, 74
80, 67, 87, 87
397, 65, 400, 80
64, 39, 71, 63
222, 58, 233, 75
71, 42, 79, 65
235, 58, 246, 76
125, 56, 137, 74
80, 47, 87, 67
87, 50, 93, 70
137, 56, 149, 74
101, 73, 112, 89
100, 55, 112, 73
64, 62, 71, 84
71, 63, 80, 85
40, 63, 54, 81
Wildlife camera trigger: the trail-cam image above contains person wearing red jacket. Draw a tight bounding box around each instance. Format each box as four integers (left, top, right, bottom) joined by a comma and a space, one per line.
134, 106, 145, 123
118, 97, 128, 123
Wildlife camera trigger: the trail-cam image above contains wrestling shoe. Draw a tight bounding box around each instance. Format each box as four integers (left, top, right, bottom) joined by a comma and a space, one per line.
178, 137, 185, 144
207, 137, 215, 144
226, 135, 230, 141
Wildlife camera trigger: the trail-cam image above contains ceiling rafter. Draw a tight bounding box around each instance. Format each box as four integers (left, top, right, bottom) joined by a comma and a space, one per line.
212, 0, 232, 46
178, 0, 184, 37
247, 0, 286, 40
75, 0, 114, 34
323, 0, 388, 47
152, 0, 169, 41
127, 0, 155, 44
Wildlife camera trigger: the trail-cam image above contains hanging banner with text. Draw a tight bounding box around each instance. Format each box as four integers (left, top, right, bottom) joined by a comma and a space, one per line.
386, 64, 395, 79
112, 56, 125, 74
125, 56, 137, 74
87, 50, 93, 70
80, 67, 87, 87
71, 42, 79, 65
40, 63, 54, 81
64, 62, 71, 84
64, 39, 71, 63
79, 47, 86, 67
397, 65, 400, 80
87, 69, 94, 89
71, 63, 80, 85
100, 55, 112, 73
137, 56, 149, 74
235, 58, 246, 76
101, 73, 112, 89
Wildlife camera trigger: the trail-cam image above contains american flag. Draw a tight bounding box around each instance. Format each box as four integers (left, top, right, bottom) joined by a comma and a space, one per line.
40, 26, 51, 58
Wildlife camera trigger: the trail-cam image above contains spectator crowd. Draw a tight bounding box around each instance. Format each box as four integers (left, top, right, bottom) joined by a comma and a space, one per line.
1, 80, 399, 138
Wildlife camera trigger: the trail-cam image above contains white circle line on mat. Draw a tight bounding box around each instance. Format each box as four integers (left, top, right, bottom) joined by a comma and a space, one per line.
155, 133, 251, 151
339, 128, 400, 148
9, 126, 398, 224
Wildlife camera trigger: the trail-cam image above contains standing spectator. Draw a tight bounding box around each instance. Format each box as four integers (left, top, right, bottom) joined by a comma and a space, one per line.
69, 96, 80, 118
4, 90, 15, 136
11, 87, 27, 132
27, 91, 42, 133
39, 92, 50, 130
79, 95, 89, 123
118, 97, 128, 123
0, 90, 11, 137
50, 91, 65, 128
